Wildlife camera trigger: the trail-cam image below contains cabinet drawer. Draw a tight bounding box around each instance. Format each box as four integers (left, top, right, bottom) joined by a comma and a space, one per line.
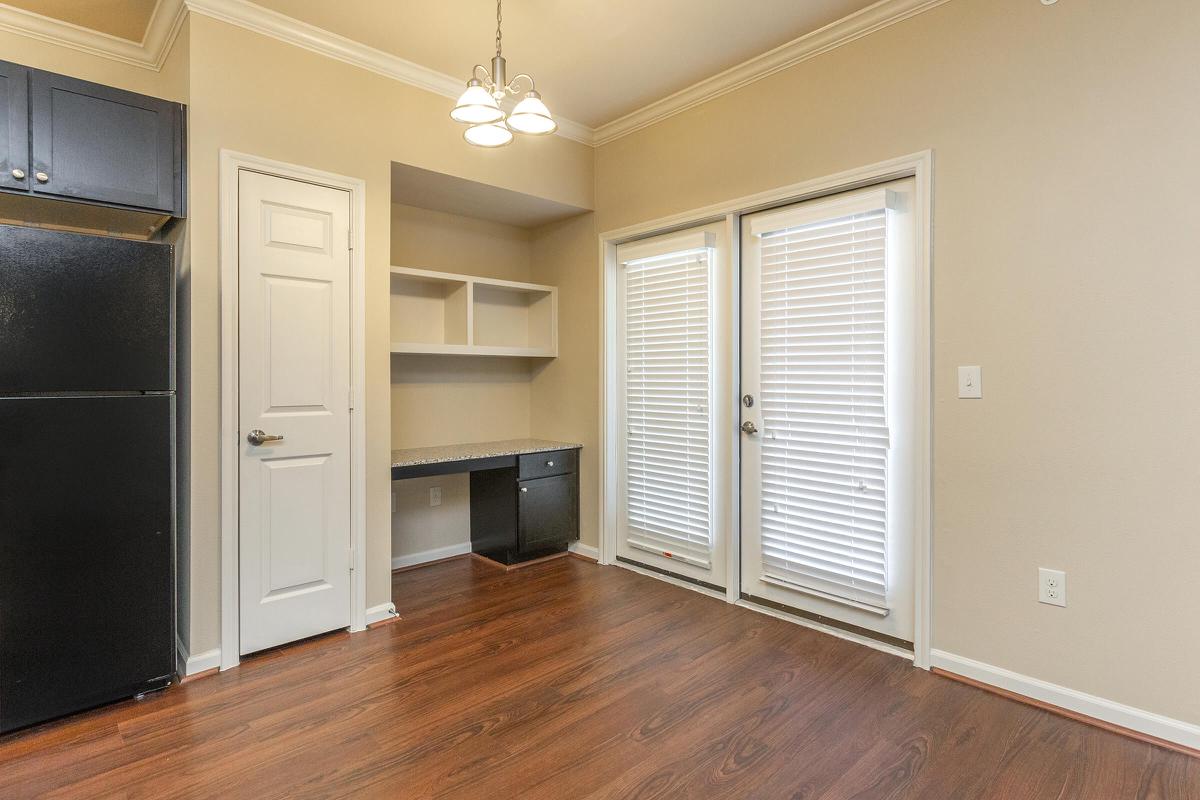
518, 474, 578, 552
518, 448, 576, 480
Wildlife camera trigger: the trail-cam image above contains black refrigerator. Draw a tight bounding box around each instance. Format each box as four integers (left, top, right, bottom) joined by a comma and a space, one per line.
0, 224, 175, 733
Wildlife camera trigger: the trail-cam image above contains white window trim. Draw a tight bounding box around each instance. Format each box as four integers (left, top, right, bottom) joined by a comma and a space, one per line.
217, 150, 369, 672
599, 151, 933, 667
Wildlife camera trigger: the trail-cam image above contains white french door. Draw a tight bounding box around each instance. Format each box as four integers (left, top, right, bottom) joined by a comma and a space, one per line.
739, 179, 918, 645
615, 223, 731, 589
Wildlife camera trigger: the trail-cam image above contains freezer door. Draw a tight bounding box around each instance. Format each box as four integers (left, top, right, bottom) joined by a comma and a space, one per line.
0, 225, 173, 393
0, 395, 174, 732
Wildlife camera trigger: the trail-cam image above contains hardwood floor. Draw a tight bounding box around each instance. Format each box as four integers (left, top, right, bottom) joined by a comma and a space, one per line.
0, 556, 1195, 799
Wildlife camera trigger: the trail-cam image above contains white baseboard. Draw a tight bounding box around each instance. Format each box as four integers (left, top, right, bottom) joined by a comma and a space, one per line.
568, 541, 600, 561
930, 649, 1200, 752
366, 602, 398, 626
176, 634, 221, 677
391, 542, 471, 570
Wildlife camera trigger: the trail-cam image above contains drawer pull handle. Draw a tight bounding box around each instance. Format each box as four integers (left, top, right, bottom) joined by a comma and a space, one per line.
520, 487, 528, 493
546, 460, 554, 467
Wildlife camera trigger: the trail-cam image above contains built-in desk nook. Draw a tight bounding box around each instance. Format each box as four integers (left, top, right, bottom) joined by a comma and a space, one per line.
392, 439, 582, 566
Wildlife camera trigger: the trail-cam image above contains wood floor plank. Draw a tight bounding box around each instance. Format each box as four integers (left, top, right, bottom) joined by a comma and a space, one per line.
0, 557, 1195, 799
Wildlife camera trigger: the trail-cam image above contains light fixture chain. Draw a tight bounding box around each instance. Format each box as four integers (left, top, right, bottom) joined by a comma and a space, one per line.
495, 0, 503, 57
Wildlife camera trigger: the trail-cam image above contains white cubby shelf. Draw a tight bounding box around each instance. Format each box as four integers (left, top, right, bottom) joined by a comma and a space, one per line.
389, 266, 558, 358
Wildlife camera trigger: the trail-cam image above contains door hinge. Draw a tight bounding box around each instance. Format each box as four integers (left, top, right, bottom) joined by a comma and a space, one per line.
347, 228, 353, 251
349, 544, 356, 571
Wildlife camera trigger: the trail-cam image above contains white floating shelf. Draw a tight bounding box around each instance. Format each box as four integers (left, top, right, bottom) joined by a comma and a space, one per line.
390, 266, 558, 358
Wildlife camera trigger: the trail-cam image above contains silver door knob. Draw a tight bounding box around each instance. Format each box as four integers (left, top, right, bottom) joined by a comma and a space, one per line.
246, 429, 284, 446
741, 421, 759, 435
34, 172, 48, 183
10, 168, 24, 180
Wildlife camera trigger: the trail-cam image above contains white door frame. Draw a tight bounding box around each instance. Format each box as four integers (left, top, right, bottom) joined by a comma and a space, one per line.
599, 151, 933, 667
218, 150, 368, 671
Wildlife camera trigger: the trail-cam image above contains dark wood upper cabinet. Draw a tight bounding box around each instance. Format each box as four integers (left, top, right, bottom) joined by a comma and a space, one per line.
0, 62, 29, 193
29, 71, 182, 215
0, 60, 184, 217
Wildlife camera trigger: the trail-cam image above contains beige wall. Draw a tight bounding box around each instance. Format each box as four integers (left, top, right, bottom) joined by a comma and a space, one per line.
390, 203, 536, 560
0, 28, 189, 102
8, 0, 1194, 730
183, 14, 594, 654
529, 212, 600, 548
590, 0, 1200, 724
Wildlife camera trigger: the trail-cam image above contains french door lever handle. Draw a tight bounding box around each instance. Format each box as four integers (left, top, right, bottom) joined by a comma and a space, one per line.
740, 421, 759, 435
247, 429, 284, 446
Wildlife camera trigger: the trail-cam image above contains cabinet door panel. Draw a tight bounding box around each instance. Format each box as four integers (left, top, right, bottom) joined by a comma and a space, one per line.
30, 71, 179, 213
0, 61, 29, 192
518, 474, 578, 552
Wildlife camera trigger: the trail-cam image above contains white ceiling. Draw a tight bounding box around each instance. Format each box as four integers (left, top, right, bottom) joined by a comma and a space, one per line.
1, 0, 160, 42
1, 0, 897, 138
244, 0, 881, 128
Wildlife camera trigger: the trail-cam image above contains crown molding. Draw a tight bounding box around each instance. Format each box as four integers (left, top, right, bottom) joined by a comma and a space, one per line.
144, 0, 189, 70
591, 0, 953, 145
0, 0, 185, 69
182, 0, 596, 145
0, 0, 951, 148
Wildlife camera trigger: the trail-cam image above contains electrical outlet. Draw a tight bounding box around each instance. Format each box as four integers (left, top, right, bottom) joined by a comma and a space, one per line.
429, 487, 442, 507
1038, 568, 1066, 607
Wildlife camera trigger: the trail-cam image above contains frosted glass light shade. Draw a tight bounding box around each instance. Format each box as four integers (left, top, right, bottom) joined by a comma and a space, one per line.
464, 120, 513, 147
507, 92, 557, 135
451, 83, 504, 124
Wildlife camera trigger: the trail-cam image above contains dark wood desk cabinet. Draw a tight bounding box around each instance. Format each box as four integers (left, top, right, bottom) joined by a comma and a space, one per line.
471, 449, 579, 564
391, 441, 580, 566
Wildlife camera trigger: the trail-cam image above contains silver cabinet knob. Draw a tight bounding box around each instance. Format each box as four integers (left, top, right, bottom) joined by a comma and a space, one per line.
35, 172, 48, 183
10, 168, 24, 180
546, 460, 554, 467
520, 487, 528, 493
741, 420, 759, 435
246, 429, 284, 446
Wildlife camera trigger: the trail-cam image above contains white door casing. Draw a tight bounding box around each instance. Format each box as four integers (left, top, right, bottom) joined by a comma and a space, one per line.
237, 170, 352, 655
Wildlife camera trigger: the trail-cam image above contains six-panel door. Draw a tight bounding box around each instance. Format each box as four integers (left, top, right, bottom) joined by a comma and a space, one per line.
238, 169, 353, 656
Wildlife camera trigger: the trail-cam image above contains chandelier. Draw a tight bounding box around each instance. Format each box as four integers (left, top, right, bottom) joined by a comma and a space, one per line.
450, 0, 557, 147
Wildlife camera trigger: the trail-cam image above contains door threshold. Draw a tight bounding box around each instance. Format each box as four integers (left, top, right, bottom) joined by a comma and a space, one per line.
616, 556, 725, 593
740, 592, 913, 652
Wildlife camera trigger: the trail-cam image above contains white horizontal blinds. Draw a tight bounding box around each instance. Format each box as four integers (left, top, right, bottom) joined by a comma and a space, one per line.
755, 189, 891, 610
620, 232, 714, 568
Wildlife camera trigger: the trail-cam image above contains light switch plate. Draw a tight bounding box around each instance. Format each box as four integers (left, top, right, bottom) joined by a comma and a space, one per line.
958, 366, 982, 399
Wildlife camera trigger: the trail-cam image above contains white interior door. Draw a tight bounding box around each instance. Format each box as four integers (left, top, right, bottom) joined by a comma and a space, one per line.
615, 223, 732, 589
740, 179, 918, 646
238, 170, 352, 655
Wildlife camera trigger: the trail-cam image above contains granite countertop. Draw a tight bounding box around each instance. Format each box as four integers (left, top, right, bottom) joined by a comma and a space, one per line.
391, 438, 582, 469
